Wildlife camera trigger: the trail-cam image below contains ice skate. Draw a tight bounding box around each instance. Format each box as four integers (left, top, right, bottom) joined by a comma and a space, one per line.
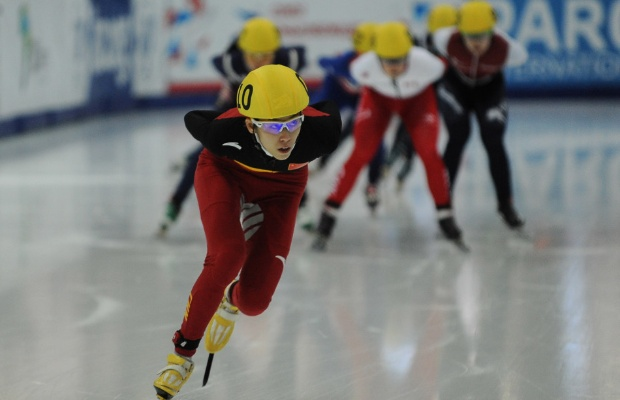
395, 158, 413, 192
311, 210, 337, 251
364, 184, 380, 214
153, 353, 194, 400
311, 234, 329, 251
498, 203, 532, 241
498, 203, 525, 230
205, 280, 239, 354
296, 204, 315, 232
438, 214, 469, 252
157, 202, 180, 238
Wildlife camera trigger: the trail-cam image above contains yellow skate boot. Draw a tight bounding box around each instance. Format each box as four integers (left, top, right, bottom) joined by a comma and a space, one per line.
205, 280, 239, 353
153, 353, 194, 399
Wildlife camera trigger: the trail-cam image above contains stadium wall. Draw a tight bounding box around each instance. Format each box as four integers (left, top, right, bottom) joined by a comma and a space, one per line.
1, 0, 619, 137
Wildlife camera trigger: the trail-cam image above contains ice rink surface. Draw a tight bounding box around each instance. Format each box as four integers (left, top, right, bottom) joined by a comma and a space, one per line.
1, 99, 619, 400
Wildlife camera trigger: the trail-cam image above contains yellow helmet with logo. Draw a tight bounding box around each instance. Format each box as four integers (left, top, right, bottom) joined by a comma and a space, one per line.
458, 1, 496, 35
427, 4, 458, 33
374, 21, 413, 59
236, 64, 309, 120
352, 22, 377, 53
237, 17, 281, 53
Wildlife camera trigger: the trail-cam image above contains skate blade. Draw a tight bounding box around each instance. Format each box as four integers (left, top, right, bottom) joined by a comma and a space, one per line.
506, 228, 537, 249
451, 239, 471, 253
202, 353, 215, 387
155, 227, 168, 239
507, 226, 532, 242
437, 234, 470, 253
311, 237, 328, 252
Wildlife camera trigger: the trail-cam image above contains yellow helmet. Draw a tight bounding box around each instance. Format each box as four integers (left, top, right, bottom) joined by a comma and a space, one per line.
427, 4, 458, 33
374, 21, 413, 59
237, 17, 281, 53
458, 1, 496, 35
237, 64, 309, 120
352, 22, 377, 53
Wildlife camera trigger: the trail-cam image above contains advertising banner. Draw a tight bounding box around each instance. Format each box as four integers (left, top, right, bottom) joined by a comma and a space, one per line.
0, 0, 90, 120
85, 0, 134, 109
155, 0, 412, 93
2, 0, 619, 136
496, 0, 620, 94
158, 0, 620, 96
0, 0, 134, 125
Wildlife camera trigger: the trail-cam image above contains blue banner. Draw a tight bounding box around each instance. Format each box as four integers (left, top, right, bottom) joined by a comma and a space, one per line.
500, 0, 620, 95
85, 0, 134, 110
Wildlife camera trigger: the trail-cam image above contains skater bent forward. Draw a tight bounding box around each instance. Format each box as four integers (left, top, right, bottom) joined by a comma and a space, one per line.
153, 65, 341, 400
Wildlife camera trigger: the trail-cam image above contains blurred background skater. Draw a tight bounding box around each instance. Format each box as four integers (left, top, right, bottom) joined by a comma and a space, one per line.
312, 22, 466, 252
311, 22, 385, 214
152, 65, 340, 399
384, 4, 458, 192
433, 1, 528, 230
425, 3, 459, 53
157, 16, 307, 237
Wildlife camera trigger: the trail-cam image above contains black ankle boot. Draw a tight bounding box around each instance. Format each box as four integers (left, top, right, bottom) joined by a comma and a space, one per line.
312, 209, 338, 251
498, 203, 524, 229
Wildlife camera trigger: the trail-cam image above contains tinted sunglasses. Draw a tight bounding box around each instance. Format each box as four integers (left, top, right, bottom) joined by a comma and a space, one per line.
380, 57, 407, 66
463, 31, 493, 40
252, 115, 304, 135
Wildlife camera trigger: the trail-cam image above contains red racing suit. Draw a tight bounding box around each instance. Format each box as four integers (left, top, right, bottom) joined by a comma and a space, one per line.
175, 101, 340, 355
326, 47, 452, 209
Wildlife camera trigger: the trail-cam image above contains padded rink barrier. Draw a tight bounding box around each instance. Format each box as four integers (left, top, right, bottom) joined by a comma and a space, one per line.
1, 0, 619, 138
